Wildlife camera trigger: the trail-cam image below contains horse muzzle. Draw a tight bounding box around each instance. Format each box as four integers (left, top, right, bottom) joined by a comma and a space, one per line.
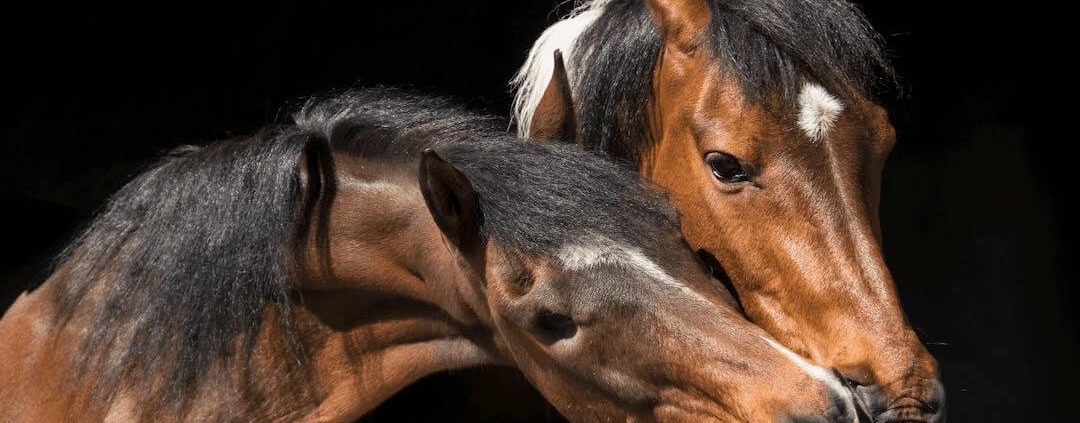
849, 378, 945, 423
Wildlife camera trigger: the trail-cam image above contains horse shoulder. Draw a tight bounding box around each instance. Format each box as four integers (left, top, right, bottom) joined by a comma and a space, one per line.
0, 280, 102, 422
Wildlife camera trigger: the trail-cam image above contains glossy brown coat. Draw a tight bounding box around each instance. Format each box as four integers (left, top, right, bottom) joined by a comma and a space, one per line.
1, 147, 860, 422
527, 1, 943, 420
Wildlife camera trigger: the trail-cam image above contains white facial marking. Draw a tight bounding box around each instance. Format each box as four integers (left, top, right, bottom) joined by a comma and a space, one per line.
558, 242, 674, 286
763, 338, 861, 423
798, 83, 845, 141
341, 178, 399, 194
511, 1, 611, 137
557, 236, 709, 305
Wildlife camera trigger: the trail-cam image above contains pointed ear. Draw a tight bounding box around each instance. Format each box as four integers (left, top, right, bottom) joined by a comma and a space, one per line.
528, 50, 578, 143
419, 149, 485, 260
645, 0, 711, 51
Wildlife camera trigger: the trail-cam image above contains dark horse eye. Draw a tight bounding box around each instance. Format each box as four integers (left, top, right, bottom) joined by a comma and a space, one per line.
706, 152, 751, 183
533, 309, 577, 344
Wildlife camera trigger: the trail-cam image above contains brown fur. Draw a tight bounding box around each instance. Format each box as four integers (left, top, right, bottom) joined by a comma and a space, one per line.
1, 151, 858, 422
529, 0, 942, 419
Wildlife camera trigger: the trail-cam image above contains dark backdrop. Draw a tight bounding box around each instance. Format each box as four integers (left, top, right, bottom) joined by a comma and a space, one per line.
2, 2, 1072, 422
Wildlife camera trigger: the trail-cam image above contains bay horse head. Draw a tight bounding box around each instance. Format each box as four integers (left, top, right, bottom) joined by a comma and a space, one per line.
2, 89, 868, 422
514, 1, 943, 421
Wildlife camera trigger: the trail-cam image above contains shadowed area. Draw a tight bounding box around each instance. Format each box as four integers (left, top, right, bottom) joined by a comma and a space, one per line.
1, 1, 1072, 421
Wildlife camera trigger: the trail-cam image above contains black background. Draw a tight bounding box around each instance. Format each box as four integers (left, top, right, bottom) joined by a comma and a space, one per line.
1, 2, 1072, 422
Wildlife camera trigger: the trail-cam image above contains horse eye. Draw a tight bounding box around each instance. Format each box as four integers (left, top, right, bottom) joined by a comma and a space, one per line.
706, 152, 751, 183
533, 309, 578, 344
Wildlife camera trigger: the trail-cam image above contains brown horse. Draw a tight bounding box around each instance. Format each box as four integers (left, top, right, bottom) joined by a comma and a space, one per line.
0, 90, 866, 422
514, 0, 943, 421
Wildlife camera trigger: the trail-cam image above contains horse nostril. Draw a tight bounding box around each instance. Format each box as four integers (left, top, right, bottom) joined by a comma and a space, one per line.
825, 368, 873, 423
532, 309, 577, 344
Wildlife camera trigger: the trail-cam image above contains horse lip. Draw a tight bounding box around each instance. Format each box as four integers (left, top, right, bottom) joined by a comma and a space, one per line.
874, 397, 941, 423
891, 396, 937, 412
875, 407, 930, 423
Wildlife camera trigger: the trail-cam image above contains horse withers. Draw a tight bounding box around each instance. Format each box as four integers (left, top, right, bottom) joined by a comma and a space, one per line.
515, 0, 944, 421
1, 90, 864, 422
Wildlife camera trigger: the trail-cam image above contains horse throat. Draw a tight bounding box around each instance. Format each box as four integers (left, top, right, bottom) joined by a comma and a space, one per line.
283, 167, 503, 422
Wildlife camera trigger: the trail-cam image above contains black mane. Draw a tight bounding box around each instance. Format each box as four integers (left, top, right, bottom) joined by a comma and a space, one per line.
52, 88, 680, 416
570, 0, 894, 164
53, 126, 324, 415
298, 88, 680, 254
295, 88, 504, 160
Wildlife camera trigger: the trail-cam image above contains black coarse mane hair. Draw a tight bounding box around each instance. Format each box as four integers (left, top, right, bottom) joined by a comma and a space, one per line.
50, 88, 680, 417
297, 88, 681, 254
570, 0, 894, 165
53, 125, 332, 416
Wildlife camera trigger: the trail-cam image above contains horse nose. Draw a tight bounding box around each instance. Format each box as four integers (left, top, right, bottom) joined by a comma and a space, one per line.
847, 377, 946, 423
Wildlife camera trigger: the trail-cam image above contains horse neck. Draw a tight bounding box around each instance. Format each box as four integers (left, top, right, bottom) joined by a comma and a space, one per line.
0, 157, 504, 423
278, 156, 502, 422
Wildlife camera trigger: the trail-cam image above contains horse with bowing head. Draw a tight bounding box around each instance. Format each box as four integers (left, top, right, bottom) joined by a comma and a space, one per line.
1, 89, 867, 422
514, 0, 943, 421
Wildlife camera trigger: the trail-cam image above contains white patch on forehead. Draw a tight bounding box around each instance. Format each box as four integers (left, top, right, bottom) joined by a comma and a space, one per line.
763, 338, 861, 423
558, 243, 675, 286
797, 83, 845, 141
342, 178, 400, 193
557, 236, 708, 305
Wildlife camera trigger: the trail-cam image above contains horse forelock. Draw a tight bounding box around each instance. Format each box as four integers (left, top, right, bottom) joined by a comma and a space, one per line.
510, 0, 608, 138
513, 0, 895, 163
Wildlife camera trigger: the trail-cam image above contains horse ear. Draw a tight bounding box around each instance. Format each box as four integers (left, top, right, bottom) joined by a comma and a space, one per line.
645, 0, 711, 51
418, 149, 486, 259
528, 50, 578, 143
